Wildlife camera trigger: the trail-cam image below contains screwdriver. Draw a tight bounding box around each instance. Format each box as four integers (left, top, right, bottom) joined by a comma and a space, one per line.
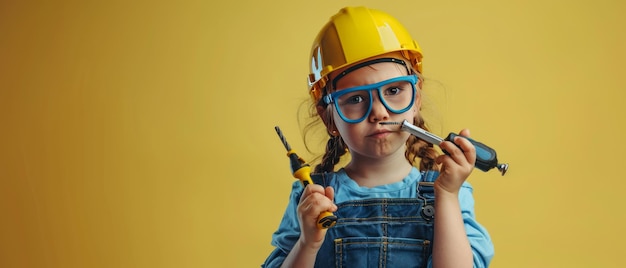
274, 126, 338, 229
380, 120, 509, 175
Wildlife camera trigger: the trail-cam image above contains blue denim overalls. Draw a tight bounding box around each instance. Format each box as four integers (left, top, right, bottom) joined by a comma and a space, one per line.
310, 170, 439, 268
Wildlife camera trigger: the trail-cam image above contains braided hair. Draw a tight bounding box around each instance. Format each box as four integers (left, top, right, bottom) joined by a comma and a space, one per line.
310, 103, 349, 174
405, 114, 440, 172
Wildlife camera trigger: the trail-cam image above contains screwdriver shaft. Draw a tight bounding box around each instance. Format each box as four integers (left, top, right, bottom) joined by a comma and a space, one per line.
274, 126, 292, 151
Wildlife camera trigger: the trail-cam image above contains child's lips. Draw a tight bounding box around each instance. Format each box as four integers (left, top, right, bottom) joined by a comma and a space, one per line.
368, 129, 393, 137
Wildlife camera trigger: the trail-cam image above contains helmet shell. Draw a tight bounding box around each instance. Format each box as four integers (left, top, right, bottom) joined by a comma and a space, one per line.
308, 6, 423, 102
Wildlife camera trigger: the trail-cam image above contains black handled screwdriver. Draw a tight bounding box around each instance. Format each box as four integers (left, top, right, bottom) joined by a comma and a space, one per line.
380, 120, 508, 175
274, 126, 338, 228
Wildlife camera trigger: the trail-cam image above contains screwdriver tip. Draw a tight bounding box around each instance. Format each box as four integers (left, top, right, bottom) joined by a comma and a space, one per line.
379, 121, 401, 125
497, 163, 509, 176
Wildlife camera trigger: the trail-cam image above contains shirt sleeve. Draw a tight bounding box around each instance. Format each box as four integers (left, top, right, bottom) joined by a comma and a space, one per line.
459, 182, 495, 268
261, 181, 303, 268
424, 182, 495, 268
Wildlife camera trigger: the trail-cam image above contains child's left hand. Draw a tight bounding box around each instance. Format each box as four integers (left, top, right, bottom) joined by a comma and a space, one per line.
434, 129, 476, 195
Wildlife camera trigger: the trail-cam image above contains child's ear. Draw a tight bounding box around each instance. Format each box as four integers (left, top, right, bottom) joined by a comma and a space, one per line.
316, 105, 336, 135
316, 105, 327, 123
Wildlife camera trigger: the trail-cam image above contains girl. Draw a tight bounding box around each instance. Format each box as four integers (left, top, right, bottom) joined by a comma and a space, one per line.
263, 6, 494, 268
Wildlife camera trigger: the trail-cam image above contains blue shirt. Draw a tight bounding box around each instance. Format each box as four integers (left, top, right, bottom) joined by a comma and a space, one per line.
262, 167, 494, 267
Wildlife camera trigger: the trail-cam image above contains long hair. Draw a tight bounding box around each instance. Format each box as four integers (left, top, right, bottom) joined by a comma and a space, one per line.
405, 113, 440, 171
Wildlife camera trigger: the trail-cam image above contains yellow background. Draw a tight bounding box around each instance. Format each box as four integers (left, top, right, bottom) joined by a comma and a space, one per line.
1, 0, 625, 267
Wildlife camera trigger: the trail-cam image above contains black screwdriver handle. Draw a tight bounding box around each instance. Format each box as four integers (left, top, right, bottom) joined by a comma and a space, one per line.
445, 133, 507, 175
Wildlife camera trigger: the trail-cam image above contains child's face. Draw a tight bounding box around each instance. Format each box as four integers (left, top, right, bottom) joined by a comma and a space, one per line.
329, 60, 420, 160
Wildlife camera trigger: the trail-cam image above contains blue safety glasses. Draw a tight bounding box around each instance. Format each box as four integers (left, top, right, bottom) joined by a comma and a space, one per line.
322, 74, 418, 123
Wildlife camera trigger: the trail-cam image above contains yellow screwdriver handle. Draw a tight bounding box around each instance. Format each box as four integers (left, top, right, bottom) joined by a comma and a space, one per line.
275, 126, 337, 229
293, 165, 338, 229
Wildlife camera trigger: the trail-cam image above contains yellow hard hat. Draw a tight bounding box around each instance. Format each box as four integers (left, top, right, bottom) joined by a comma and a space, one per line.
308, 6, 423, 103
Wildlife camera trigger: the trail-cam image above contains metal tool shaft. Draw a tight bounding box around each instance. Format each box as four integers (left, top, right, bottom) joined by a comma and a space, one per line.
398, 120, 443, 145
274, 126, 292, 151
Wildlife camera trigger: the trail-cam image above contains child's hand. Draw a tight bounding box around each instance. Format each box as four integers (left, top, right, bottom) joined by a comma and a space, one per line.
296, 184, 337, 250
435, 129, 476, 195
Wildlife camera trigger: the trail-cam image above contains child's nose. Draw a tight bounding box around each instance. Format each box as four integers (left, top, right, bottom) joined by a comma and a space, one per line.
368, 93, 390, 122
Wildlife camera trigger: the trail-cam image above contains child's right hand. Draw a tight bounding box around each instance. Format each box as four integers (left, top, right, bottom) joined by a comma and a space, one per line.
296, 184, 337, 250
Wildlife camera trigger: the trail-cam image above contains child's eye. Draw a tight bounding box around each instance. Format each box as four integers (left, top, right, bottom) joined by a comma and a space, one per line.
384, 87, 402, 95
346, 95, 365, 104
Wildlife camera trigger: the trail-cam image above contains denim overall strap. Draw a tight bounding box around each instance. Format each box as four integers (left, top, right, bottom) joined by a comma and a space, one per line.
313, 170, 439, 268
417, 170, 438, 221
310, 173, 327, 186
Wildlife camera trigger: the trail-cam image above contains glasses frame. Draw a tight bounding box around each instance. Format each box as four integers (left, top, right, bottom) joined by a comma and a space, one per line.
322, 74, 418, 124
